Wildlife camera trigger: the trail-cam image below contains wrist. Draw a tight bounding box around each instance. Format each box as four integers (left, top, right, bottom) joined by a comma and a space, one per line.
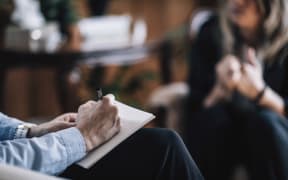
27, 126, 38, 138
15, 124, 37, 139
252, 84, 267, 104
28, 124, 47, 138
77, 127, 94, 152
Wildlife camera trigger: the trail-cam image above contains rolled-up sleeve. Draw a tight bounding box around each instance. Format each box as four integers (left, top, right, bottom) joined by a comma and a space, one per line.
0, 113, 24, 141
0, 127, 86, 175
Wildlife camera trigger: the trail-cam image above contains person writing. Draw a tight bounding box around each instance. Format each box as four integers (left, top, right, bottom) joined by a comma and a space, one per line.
185, 0, 288, 179
0, 94, 203, 179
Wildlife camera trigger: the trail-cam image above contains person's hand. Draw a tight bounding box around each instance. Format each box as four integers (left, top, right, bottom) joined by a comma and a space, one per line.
204, 83, 230, 108
76, 94, 120, 152
28, 113, 77, 138
216, 55, 242, 90
204, 55, 242, 107
236, 48, 265, 100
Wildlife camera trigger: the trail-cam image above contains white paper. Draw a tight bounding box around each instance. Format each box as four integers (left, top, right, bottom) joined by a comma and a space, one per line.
77, 101, 155, 169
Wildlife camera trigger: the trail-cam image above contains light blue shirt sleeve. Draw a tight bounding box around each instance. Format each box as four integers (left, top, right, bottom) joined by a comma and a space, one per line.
0, 127, 86, 175
0, 112, 24, 141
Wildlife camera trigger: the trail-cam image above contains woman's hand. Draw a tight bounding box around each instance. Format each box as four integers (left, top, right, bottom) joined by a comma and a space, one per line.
28, 113, 77, 138
236, 48, 265, 100
216, 55, 242, 90
204, 55, 241, 107
236, 48, 286, 116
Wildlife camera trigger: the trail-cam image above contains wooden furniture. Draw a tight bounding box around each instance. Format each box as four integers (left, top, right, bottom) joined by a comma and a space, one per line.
0, 39, 171, 113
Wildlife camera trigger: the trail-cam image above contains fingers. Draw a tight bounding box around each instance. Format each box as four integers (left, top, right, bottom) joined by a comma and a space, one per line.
216, 55, 241, 91
89, 94, 119, 125
75, 94, 120, 151
217, 55, 241, 79
63, 113, 77, 122
105, 116, 121, 140
78, 100, 98, 113
101, 94, 115, 107
204, 91, 219, 108
204, 83, 230, 108
105, 94, 115, 101
245, 48, 259, 67
78, 94, 115, 113
94, 101, 119, 128
114, 116, 121, 130
59, 121, 77, 129
85, 100, 98, 108
110, 106, 120, 129
97, 96, 119, 133
241, 63, 254, 75
80, 94, 115, 109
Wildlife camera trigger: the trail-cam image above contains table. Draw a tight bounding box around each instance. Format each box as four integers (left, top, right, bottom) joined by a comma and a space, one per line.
0, 41, 170, 113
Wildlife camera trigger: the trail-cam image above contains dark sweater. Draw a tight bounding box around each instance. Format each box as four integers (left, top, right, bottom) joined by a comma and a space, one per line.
187, 15, 288, 117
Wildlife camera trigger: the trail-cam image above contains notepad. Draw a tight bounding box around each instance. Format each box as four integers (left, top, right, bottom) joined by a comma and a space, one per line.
76, 100, 155, 169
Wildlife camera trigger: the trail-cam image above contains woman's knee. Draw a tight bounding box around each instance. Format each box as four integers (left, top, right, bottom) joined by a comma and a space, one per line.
258, 109, 285, 124
254, 109, 288, 136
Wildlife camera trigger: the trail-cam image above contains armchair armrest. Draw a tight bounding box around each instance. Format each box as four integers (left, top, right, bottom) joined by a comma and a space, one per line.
0, 164, 67, 180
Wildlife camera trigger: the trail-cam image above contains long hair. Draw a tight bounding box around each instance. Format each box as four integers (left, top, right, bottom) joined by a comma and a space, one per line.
220, 0, 288, 62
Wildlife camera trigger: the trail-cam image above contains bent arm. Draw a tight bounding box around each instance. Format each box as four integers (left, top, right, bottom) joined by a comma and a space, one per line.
0, 127, 86, 175
258, 87, 286, 116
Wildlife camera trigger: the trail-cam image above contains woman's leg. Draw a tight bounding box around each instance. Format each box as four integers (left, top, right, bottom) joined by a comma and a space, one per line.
242, 109, 288, 180
61, 128, 203, 180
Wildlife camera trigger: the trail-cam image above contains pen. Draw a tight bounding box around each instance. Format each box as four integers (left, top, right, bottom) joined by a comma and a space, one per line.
95, 88, 103, 101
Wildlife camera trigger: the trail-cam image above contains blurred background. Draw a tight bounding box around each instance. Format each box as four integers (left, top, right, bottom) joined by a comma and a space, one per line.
0, 3, 227, 177
3, 1, 286, 180
0, 0, 201, 121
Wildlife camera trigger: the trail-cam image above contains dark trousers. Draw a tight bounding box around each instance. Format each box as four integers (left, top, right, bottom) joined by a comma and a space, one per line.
60, 128, 204, 180
185, 104, 288, 180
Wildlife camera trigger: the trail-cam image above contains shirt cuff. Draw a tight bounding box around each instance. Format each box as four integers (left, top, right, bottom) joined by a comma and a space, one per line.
14, 123, 37, 139
55, 127, 86, 166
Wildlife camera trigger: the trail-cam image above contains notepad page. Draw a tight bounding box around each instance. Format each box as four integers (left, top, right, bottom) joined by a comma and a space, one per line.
77, 100, 155, 169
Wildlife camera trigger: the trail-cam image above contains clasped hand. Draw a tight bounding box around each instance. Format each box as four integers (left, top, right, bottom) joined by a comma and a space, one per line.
204, 48, 265, 107
29, 94, 120, 152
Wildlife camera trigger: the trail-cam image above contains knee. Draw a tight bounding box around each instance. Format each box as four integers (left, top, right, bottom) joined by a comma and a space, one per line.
159, 128, 184, 147
258, 109, 285, 124
138, 128, 185, 148
255, 109, 287, 135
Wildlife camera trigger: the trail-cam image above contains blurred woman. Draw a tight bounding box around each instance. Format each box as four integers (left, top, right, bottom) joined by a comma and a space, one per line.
185, 0, 288, 179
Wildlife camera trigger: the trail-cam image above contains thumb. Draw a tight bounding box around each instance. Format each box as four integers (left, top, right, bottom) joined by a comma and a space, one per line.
204, 83, 227, 108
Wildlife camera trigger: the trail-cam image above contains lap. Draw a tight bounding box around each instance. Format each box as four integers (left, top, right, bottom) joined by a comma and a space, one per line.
61, 128, 203, 180
185, 105, 288, 180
